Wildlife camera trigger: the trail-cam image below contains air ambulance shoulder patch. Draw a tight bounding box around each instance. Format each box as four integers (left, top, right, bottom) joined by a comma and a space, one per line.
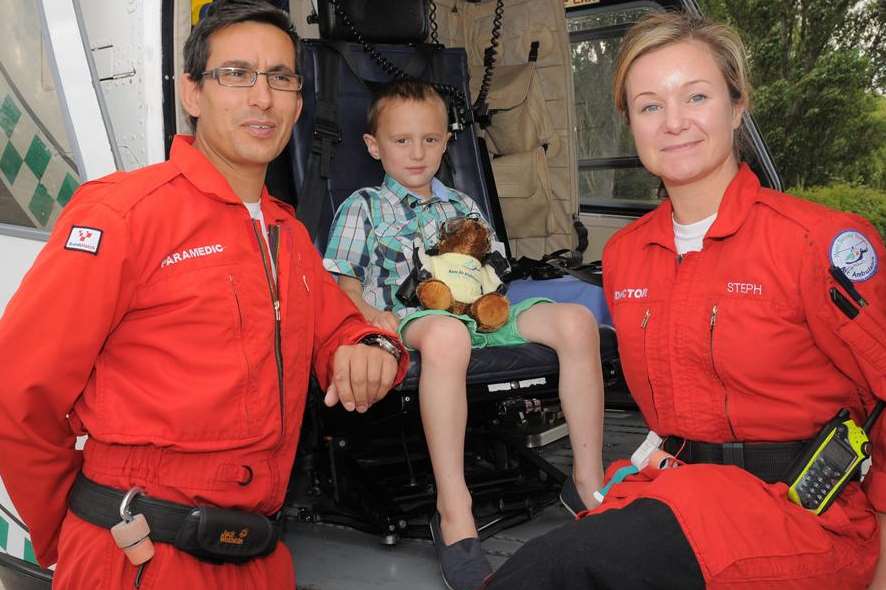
829, 229, 878, 282
65, 225, 103, 255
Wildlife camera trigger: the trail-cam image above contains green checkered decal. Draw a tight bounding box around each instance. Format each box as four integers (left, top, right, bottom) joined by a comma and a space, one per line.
0, 513, 8, 550
0, 513, 36, 564
0, 71, 81, 230
23, 538, 36, 564
0, 480, 36, 564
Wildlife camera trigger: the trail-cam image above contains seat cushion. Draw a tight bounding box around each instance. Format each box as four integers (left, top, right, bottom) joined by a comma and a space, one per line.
399, 342, 558, 392
399, 326, 618, 392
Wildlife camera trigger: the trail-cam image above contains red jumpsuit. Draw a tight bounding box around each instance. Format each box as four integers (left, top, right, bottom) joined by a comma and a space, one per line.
601, 164, 886, 589
0, 136, 408, 589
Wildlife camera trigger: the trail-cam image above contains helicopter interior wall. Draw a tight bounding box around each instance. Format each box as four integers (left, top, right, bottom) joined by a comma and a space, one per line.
288, 0, 582, 260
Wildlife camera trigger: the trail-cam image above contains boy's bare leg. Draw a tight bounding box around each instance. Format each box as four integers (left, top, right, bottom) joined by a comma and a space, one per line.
402, 315, 477, 545
517, 303, 605, 508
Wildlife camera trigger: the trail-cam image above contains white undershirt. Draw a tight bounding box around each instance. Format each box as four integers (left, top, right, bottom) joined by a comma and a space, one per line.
245, 201, 276, 280
673, 212, 717, 256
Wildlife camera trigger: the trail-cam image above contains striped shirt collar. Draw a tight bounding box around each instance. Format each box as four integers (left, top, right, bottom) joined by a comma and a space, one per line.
383, 174, 452, 206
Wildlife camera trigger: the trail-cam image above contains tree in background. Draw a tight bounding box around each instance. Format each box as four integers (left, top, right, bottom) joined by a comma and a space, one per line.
699, 0, 885, 190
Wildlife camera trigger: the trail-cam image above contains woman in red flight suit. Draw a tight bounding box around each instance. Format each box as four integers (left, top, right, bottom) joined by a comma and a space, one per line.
486, 12, 886, 590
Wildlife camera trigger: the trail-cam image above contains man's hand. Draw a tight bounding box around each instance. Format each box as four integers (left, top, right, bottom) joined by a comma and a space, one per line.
364, 308, 400, 333
324, 344, 399, 412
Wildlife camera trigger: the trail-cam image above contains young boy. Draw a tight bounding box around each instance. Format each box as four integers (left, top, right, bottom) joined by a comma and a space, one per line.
323, 80, 604, 590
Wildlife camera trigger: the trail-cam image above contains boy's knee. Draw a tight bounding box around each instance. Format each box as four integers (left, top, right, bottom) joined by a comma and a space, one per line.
550, 305, 599, 345
414, 316, 471, 357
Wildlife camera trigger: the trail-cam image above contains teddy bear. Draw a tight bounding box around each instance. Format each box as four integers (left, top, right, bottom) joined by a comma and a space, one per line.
406, 216, 511, 332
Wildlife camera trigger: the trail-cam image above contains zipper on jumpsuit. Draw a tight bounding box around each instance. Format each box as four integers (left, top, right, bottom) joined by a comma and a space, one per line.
252, 222, 286, 439
641, 308, 660, 423
709, 304, 737, 439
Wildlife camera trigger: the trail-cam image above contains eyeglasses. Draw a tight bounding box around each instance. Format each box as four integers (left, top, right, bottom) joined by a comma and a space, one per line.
201, 67, 303, 92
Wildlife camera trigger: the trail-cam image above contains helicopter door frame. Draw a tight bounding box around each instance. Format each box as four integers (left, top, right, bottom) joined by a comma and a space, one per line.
37, 0, 119, 180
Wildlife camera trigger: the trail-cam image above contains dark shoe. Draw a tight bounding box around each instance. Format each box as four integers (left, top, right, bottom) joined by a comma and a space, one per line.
429, 512, 493, 590
559, 475, 587, 517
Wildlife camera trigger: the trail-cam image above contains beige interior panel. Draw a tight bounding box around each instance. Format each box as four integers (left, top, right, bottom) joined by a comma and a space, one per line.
174, 0, 193, 135
292, 0, 321, 39
548, 197, 574, 235
579, 212, 636, 262
513, 236, 547, 259
457, 0, 579, 259
546, 131, 569, 168
491, 148, 550, 240
536, 66, 567, 101
289, 1, 581, 261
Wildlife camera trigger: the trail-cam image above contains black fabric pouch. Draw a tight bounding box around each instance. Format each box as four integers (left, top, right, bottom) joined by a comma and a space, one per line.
396, 246, 434, 306
317, 0, 428, 43
173, 506, 278, 564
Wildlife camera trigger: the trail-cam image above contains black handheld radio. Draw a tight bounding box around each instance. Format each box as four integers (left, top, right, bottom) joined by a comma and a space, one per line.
785, 402, 884, 514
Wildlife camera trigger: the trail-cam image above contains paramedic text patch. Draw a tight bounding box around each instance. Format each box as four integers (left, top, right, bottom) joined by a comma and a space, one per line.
65, 226, 103, 255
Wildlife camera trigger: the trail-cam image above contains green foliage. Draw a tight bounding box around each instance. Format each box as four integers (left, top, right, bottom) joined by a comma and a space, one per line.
788, 184, 886, 238
753, 51, 885, 187
697, 0, 885, 190
836, 0, 886, 92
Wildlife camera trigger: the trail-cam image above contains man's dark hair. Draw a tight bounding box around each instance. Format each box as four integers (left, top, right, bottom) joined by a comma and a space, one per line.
183, 0, 299, 130
366, 79, 447, 135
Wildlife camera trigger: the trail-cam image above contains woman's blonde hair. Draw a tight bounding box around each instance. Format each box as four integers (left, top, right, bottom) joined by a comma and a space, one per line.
613, 12, 751, 120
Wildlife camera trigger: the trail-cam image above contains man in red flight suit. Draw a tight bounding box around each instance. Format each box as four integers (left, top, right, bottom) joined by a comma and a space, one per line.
0, 2, 408, 588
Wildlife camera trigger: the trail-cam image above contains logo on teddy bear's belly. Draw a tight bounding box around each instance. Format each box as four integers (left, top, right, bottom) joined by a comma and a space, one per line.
430, 252, 486, 302
445, 267, 483, 300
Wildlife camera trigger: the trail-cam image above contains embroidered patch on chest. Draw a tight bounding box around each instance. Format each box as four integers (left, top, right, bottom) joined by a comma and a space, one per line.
65, 226, 103, 255
725, 281, 764, 296
830, 230, 878, 282
160, 243, 226, 268
614, 288, 649, 301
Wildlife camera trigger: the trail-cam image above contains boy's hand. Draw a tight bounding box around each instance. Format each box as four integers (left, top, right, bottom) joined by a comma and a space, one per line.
324, 344, 399, 412
364, 308, 400, 333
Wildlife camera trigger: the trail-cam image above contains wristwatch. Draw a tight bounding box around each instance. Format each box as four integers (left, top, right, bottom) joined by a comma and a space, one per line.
360, 334, 403, 362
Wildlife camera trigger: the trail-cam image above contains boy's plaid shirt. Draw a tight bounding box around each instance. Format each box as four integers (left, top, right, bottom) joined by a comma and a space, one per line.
323, 175, 503, 318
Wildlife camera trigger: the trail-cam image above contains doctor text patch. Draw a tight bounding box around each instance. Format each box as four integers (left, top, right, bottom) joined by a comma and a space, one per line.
614, 288, 648, 301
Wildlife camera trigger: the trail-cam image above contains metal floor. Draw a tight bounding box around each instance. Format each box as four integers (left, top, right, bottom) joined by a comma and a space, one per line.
287, 409, 648, 590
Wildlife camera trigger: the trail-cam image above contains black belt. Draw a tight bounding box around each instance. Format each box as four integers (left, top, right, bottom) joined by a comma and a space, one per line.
69, 473, 197, 543
662, 437, 809, 484
68, 474, 281, 563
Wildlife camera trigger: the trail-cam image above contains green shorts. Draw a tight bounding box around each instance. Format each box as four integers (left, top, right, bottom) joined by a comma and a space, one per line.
398, 296, 552, 350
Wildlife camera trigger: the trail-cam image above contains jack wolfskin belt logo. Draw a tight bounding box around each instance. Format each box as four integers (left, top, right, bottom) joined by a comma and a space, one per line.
219, 528, 249, 545
160, 243, 225, 268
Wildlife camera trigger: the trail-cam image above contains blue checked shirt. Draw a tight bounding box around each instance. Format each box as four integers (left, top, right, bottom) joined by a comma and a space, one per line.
323, 175, 504, 318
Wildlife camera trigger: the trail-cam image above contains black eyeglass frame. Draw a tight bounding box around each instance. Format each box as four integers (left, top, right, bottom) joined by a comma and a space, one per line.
201, 67, 303, 92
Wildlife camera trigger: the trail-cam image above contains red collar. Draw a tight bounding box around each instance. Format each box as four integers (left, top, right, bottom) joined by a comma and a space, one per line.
644, 163, 762, 251
169, 135, 285, 220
